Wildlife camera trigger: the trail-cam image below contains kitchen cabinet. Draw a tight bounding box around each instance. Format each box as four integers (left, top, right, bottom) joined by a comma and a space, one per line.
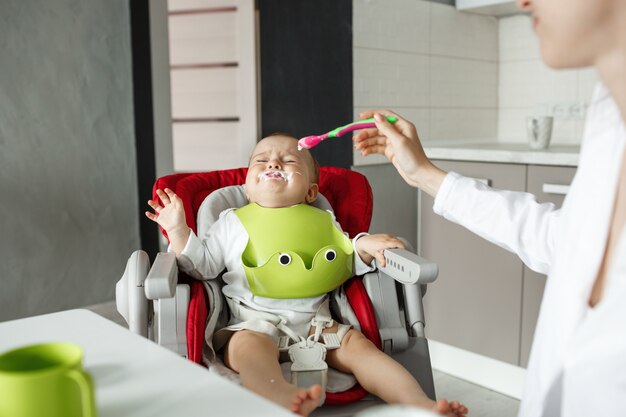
353, 164, 418, 249
420, 160, 576, 366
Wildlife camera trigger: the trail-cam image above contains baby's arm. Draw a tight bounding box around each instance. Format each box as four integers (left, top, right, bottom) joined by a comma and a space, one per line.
355, 234, 405, 267
146, 188, 191, 255
146, 188, 228, 279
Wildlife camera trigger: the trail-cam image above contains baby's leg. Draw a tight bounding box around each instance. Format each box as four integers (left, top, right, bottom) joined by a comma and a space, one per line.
224, 330, 323, 416
317, 324, 468, 417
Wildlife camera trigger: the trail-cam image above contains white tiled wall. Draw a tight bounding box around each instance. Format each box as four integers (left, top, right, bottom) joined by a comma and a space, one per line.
354, 3, 599, 162
353, 0, 499, 165
498, 15, 598, 145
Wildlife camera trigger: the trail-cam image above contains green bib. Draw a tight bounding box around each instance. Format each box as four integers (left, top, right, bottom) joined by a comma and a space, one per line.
235, 203, 354, 298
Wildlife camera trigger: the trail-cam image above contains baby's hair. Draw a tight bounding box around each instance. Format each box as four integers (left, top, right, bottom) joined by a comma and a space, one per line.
264, 132, 320, 183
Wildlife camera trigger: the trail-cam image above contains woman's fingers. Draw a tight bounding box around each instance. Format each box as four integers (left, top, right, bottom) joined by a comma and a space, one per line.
358, 109, 399, 120
358, 110, 376, 120
373, 113, 404, 140
360, 144, 388, 156
359, 109, 416, 137
354, 134, 387, 149
352, 127, 379, 143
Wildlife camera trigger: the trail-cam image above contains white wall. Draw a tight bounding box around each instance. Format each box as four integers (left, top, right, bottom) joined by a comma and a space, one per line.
353, 0, 499, 165
498, 15, 598, 145
0, 0, 140, 321
353, 3, 599, 153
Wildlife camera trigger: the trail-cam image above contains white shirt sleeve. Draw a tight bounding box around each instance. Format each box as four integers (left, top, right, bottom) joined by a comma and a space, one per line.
327, 210, 376, 276
352, 232, 377, 276
433, 171, 560, 275
175, 210, 233, 280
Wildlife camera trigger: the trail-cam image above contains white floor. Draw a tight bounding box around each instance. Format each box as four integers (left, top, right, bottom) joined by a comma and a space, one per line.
85, 301, 520, 417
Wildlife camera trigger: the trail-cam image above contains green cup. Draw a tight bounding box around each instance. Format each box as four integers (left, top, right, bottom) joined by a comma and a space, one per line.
0, 342, 97, 417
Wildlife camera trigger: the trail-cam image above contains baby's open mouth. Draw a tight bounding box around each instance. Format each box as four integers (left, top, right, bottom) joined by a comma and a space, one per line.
258, 169, 291, 182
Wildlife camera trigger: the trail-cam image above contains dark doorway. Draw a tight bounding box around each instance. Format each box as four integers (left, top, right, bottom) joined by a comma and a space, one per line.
259, 1, 353, 168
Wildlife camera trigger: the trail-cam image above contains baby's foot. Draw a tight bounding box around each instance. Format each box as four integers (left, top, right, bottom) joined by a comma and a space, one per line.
432, 398, 469, 417
290, 384, 324, 416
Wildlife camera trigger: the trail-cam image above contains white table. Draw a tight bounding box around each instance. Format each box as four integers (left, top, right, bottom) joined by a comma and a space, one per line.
0, 309, 295, 417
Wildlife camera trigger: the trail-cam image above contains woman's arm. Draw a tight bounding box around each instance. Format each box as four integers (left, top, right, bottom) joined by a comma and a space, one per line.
434, 172, 560, 274
354, 110, 559, 274
353, 110, 447, 197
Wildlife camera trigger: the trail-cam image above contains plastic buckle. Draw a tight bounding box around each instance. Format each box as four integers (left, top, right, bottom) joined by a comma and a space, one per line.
310, 317, 333, 329
289, 339, 328, 396
322, 333, 341, 349
277, 335, 292, 351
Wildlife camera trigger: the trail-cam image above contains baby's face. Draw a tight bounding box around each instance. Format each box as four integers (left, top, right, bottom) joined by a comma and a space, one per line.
245, 135, 318, 208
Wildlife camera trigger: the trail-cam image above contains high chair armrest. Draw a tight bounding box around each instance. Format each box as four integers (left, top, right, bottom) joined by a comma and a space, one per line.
364, 243, 438, 353
374, 249, 438, 285
145, 252, 178, 299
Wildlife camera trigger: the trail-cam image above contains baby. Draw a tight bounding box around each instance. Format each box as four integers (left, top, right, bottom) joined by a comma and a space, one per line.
146, 133, 467, 417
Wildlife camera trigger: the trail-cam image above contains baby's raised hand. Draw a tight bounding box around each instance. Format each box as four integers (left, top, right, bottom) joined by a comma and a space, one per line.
355, 233, 405, 267
146, 189, 190, 246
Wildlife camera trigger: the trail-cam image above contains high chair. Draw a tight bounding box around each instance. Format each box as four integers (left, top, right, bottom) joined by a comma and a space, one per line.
116, 166, 438, 415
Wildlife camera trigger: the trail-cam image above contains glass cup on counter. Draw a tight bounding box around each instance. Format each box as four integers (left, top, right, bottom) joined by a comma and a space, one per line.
527, 116, 554, 150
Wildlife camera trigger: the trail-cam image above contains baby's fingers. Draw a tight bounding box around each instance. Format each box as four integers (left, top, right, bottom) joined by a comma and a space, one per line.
145, 211, 158, 222
147, 199, 162, 212
375, 249, 387, 267
389, 237, 406, 250
163, 188, 182, 205
156, 189, 170, 205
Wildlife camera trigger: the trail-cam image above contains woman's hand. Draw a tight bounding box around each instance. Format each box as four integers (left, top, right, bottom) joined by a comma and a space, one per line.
146, 188, 190, 254
353, 110, 446, 197
355, 233, 406, 267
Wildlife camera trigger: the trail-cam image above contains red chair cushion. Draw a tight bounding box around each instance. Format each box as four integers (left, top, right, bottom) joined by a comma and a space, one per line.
154, 168, 249, 239
153, 167, 372, 239
185, 278, 208, 364
153, 167, 379, 404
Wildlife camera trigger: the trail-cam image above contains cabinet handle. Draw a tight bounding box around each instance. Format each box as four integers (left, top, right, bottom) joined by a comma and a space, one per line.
473, 178, 491, 186
542, 183, 570, 195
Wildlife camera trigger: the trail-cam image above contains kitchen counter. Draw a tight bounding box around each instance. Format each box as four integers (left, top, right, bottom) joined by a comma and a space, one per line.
353, 141, 580, 167
424, 141, 580, 166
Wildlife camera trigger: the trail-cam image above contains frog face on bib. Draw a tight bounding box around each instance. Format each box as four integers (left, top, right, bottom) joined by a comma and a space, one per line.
236, 204, 354, 299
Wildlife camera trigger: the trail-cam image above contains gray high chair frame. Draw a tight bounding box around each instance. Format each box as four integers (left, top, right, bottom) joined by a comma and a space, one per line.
116, 181, 439, 416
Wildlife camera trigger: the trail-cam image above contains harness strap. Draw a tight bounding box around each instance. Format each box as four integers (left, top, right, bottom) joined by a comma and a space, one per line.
226, 297, 303, 344
225, 296, 340, 349
310, 299, 333, 345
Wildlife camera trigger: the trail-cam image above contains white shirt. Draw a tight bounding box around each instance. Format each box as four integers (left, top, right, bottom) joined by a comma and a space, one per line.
177, 207, 374, 326
433, 83, 626, 417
